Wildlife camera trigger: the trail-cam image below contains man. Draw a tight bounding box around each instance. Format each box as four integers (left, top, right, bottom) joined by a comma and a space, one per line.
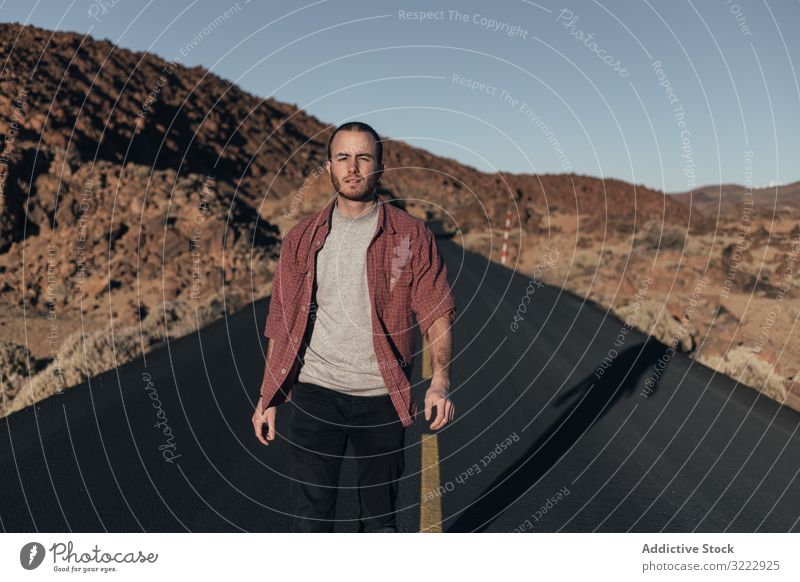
251, 121, 457, 533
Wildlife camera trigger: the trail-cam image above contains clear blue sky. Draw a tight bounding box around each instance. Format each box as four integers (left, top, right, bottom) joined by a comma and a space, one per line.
2, 0, 798, 192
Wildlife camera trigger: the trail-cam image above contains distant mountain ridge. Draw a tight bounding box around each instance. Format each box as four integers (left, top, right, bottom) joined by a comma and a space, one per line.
670, 181, 800, 219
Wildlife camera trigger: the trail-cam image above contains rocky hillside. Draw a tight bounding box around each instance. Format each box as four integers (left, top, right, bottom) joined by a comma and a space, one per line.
9, 23, 794, 418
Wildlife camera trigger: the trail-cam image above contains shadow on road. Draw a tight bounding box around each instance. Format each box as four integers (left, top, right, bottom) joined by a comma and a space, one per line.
446, 337, 672, 532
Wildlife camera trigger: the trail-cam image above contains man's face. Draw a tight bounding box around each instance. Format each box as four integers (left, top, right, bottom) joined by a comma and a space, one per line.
326, 130, 383, 201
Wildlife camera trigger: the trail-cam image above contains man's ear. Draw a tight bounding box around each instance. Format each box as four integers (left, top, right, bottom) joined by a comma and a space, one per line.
324, 159, 331, 176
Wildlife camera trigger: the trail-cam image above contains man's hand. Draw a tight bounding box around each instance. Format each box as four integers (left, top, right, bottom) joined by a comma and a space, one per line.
252, 396, 277, 446
424, 379, 455, 430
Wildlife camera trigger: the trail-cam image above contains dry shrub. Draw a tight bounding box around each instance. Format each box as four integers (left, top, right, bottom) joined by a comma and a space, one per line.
613, 299, 697, 352
3, 299, 227, 417
638, 221, 688, 252
0, 341, 34, 404
697, 346, 788, 402
6, 327, 145, 415
571, 249, 600, 277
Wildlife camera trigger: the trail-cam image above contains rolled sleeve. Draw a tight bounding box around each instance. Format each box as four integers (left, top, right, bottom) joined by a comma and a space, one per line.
411, 225, 456, 337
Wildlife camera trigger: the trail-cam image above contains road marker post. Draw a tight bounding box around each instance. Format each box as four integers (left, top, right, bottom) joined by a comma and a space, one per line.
500, 208, 512, 265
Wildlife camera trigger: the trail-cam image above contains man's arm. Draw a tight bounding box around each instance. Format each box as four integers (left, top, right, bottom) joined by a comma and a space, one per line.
254, 232, 295, 444
425, 313, 453, 387
259, 231, 295, 412
410, 225, 457, 429
424, 313, 455, 430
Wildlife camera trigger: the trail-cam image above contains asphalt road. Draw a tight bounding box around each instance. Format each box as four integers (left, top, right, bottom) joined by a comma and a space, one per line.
2, 236, 800, 532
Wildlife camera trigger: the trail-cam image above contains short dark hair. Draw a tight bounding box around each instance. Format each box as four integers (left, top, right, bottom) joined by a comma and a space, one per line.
327, 121, 383, 165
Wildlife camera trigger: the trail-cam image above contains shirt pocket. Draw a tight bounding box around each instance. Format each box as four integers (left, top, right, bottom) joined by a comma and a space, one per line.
281, 259, 309, 304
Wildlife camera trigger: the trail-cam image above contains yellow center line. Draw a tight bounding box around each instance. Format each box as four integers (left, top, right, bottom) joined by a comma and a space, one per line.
419, 333, 442, 532
420, 432, 441, 532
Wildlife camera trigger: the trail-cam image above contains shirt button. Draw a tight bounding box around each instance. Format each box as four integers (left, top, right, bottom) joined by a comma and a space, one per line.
316, 240, 321, 246
306, 272, 311, 278
280, 368, 286, 374
293, 337, 299, 344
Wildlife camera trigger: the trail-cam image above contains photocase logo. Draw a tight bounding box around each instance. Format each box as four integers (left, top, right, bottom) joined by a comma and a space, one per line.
19, 542, 46, 570
390, 234, 412, 291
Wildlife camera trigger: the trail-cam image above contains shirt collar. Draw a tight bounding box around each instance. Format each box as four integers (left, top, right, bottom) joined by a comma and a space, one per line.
319, 194, 396, 234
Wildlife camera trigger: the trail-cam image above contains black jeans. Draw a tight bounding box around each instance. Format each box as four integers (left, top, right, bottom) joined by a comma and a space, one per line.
288, 381, 406, 532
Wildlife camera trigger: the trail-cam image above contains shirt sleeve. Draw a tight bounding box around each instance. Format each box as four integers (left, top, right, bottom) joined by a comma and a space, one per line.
264, 234, 292, 339
410, 224, 457, 337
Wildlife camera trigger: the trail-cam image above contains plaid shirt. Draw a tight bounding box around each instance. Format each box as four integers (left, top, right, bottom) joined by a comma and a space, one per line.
259, 196, 456, 427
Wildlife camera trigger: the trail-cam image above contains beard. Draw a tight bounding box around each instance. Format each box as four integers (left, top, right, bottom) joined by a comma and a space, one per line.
331, 171, 380, 201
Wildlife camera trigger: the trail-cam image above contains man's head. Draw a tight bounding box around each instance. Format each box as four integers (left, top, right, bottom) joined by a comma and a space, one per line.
325, 121, 384, 202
